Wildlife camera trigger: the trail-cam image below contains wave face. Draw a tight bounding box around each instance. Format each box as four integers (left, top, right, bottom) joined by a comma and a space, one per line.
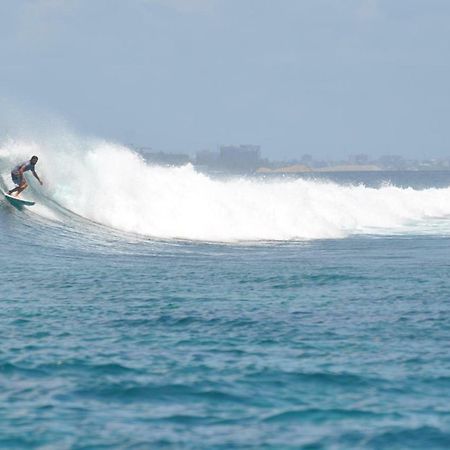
2, 136, 450, 241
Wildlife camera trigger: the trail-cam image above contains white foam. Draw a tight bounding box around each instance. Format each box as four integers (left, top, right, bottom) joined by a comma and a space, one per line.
3, 136, 450, 241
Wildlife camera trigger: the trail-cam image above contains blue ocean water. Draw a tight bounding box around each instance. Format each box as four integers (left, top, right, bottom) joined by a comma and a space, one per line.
1, 168, 450, 449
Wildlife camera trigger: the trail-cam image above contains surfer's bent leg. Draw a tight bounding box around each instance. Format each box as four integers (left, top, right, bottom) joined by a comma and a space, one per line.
15, 182, 28, 197
9, 174, 27, 197
9, 173, 21, 195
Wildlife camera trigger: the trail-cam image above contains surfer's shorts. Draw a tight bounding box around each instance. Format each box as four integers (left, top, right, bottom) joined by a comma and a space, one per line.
11, 172, 24, 186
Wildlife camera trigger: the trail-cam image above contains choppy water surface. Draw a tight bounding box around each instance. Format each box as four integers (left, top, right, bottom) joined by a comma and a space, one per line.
1, 147, 450, 449
1, 209, 450, 449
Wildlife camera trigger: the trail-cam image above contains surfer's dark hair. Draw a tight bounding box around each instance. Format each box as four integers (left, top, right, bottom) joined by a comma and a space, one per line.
31, 155, 38, 161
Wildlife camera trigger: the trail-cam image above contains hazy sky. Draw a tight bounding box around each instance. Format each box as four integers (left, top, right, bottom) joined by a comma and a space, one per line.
1, 0, 449, 159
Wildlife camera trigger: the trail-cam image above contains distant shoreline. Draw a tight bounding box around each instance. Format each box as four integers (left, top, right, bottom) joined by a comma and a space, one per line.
257, 164, 380, 174
255, 165, 450, 174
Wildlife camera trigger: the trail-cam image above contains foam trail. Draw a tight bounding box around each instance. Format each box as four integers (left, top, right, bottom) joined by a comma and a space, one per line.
2, 136, 450, 242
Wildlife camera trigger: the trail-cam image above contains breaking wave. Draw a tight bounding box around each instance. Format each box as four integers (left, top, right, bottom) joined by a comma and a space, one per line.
2, 134, 450, 242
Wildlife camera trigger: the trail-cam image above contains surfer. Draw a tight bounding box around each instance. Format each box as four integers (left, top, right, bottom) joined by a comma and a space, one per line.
8, 156, 43, 197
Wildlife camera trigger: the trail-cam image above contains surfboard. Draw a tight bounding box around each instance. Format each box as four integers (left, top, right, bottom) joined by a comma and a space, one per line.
2, 191, 35, 206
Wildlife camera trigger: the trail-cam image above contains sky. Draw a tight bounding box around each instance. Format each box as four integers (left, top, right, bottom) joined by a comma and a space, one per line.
0, 0, 449, 160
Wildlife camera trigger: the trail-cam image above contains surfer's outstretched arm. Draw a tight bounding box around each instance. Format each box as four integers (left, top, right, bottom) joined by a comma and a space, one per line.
32, 169, 43, 185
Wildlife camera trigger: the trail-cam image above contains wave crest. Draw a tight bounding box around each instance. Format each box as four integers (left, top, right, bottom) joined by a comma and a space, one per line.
2, 137, 450, 241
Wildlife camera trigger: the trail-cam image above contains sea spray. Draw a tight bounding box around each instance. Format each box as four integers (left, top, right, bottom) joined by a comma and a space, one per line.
2, 136, 450, 241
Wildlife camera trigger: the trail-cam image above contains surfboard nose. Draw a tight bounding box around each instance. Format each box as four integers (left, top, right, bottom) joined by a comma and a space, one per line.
3, 191, 35, 207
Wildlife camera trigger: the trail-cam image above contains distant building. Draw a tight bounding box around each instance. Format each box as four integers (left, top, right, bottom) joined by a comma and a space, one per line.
140, 150, 191, 166
219, 145, 261, 172
348, 153, 369, 165
378, 155, 407, 170
195, 150, 220, 168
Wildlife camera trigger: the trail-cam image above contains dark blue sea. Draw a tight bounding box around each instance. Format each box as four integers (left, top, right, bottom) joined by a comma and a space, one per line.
1, 159, 450, 449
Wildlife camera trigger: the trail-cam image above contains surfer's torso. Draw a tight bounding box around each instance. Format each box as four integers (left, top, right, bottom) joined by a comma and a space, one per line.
12, 161, 35, 175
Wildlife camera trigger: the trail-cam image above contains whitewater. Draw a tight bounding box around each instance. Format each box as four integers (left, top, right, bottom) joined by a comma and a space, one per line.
2, 136, 450, 242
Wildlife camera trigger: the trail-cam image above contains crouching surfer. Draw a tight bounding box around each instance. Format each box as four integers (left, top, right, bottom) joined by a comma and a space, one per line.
8, 155, 43, 197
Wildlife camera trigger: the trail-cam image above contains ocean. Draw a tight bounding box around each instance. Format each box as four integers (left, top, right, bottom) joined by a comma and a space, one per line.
1, 138, 450, 449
